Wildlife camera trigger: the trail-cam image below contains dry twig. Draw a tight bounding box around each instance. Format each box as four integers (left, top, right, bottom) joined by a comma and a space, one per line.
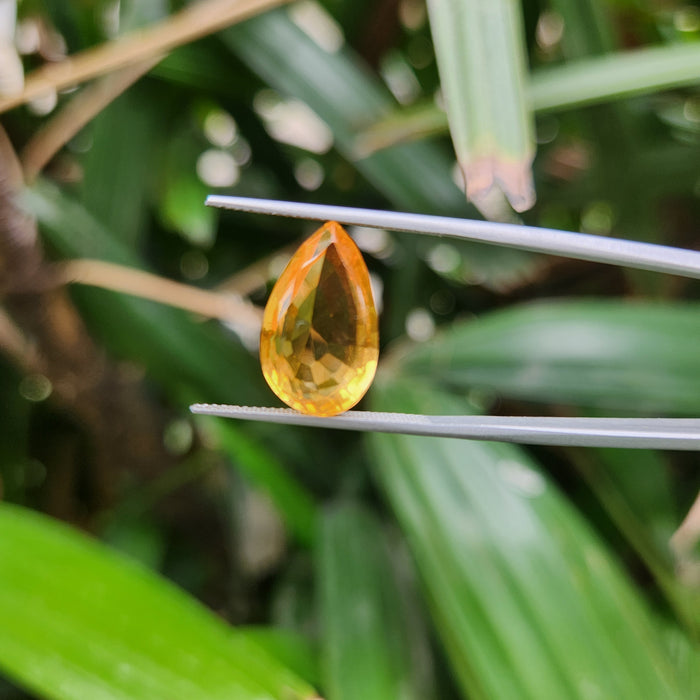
59, 258, 263, 330
671, 491, 700, 586
0, 0, 289, 113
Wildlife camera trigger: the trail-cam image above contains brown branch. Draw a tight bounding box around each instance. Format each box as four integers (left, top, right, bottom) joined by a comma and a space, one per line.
58, 259, 263, 330
0, 0, 289, 113
0, 307, 36, 368
671, 490, 700, 587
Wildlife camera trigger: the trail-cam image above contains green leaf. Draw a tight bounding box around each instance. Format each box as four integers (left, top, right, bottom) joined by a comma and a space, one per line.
80, 88, 158, 248
356, 40, 700, 151
159, 169, 216, 247
531, 41, 700, 113
153, 44, 239, 96
571, 448, 699, 632
663, 622, 700, 695
317, 503, 435, 700
398, 300, 700, 414
368, 378, 686, 699
222, 7, 540, 292
157, 122, 217, 247
240, 627, 319, 688
548, 0, 616, 59
586, 448, 678, 564
426, 0, 535, 211
197, 417, 317, 547
0, 503, 317, 700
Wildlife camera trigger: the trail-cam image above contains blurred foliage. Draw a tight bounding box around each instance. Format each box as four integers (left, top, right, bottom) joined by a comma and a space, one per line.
1, 0, 699, 698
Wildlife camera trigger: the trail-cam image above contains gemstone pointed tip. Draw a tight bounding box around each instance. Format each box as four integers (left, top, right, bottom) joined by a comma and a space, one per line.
325, 220, 347, 235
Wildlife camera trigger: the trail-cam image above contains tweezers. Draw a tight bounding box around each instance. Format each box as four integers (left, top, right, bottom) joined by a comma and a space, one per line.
191, 196, 700, 450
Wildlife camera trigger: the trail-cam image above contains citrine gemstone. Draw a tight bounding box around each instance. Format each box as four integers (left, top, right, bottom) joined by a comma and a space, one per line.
260, 221, 379, 416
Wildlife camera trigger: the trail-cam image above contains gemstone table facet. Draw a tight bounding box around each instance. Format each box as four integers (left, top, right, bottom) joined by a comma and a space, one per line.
260, 221, 379, 416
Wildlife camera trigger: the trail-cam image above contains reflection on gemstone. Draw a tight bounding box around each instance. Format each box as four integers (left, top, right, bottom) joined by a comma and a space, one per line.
260, 221, 379, 416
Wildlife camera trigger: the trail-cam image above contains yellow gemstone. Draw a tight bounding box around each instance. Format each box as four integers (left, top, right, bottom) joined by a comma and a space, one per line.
260, 221, 379, 416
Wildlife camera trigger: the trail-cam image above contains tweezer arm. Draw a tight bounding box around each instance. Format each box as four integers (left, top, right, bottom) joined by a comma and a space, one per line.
200, 197, 700, 448
206, 195, 700, 280
190, 405, 700, 450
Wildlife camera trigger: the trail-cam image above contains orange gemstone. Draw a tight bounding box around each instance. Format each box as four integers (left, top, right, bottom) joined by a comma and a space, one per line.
260, 221, 379, 416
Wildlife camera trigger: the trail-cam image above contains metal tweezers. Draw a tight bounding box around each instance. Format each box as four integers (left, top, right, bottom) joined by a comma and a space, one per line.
191, 196, 700, 451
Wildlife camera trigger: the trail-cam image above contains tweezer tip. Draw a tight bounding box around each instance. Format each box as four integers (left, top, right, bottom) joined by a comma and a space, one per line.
190, 403, 297, 415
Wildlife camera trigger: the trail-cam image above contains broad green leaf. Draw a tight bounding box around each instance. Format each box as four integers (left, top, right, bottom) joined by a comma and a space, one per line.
426, 0, 535, 211
102, 514, 167, 571
586, 449, 678, 564
664, 622, 700, 695
317, 503, 435, 700
198, 417, 317, 546
368, 378, 686, 699
0, 503, 317, 700
572, 448, 699, 632
241, 627, 319, 688
398, 301, 700, 414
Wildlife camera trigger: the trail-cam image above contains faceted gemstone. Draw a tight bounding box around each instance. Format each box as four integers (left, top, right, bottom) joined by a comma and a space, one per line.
260, 221, 379, 416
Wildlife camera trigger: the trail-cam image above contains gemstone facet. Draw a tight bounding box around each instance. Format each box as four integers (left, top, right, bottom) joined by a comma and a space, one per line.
260, 221, 379, 416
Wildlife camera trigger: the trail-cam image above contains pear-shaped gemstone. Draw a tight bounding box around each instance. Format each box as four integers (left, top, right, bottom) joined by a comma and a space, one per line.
260, 221, 379, 416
